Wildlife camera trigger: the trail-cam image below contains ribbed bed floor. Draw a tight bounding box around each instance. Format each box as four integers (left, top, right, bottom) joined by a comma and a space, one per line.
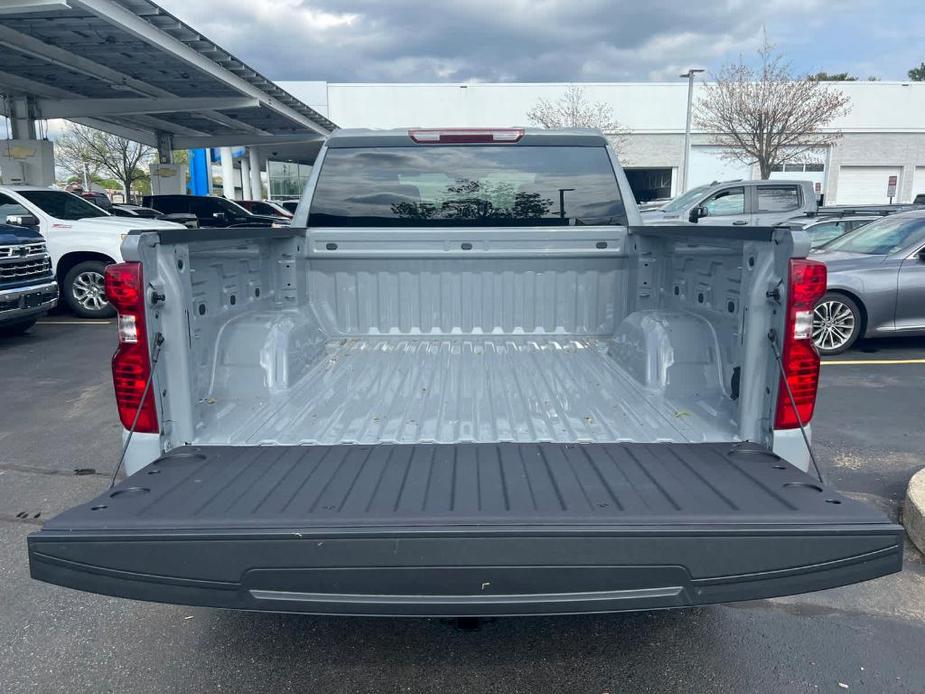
197, 337, 735, 445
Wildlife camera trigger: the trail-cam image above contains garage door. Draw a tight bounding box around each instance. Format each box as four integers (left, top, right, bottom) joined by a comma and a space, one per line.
836, 166, 901, 204
913, 167, 925, 202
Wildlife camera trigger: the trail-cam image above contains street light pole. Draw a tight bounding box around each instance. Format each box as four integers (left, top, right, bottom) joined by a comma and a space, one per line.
679, 68, 704, 194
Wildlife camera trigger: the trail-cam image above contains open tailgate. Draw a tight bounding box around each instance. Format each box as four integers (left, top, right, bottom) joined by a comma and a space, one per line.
29, 442, 903, 616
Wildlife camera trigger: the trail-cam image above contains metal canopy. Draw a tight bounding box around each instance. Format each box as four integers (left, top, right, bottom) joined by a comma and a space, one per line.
0, 0, 335, 149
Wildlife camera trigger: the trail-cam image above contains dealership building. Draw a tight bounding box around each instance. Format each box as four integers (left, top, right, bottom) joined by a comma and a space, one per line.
279, 80, 925, 206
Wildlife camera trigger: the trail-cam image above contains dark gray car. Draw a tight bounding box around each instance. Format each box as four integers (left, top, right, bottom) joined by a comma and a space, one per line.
796, 215, 879, 248
810, 210, 925, 354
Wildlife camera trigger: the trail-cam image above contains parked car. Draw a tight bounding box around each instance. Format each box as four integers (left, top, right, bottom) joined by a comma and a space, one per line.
641, 179, 817, 226
0, 186, 185, 318
0, 222, 58, 335
278, 200, 299, 214
142, 194, 282, 227
110, 203, 199, 228
30, 128, 901, 617
80, 191, 112, 211
811, 210, 925, 354
785, 215, 880, 249
818, 204, 917, 215
110, 203, 162, 219
237, 200, 293, 219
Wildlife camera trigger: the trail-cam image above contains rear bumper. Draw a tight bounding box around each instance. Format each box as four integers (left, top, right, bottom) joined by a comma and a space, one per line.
0, 280, 57, 323
28, 442, 904, 617
30, 525, 903, 617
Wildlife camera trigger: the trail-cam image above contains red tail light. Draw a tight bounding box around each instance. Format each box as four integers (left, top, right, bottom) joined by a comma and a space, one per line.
774, 259, 827, 429
104, 262, 158, 433
408, 128, 524, 144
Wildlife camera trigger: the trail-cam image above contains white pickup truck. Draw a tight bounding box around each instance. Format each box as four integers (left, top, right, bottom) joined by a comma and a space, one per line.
0, 186, 184, 318
29, 128, 902, 617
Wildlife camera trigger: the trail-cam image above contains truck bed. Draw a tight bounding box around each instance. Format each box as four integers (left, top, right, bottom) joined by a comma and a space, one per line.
199, 336, 733, 446
29, 442, 903, 616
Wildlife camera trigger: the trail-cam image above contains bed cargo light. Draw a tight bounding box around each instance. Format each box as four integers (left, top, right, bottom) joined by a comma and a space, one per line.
104, 262, 159, 433
774, 258, 827, 430
408, 128, 524, 144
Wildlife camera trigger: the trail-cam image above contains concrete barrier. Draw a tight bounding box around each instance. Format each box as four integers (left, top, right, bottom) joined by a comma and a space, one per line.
903, 467, 925, 555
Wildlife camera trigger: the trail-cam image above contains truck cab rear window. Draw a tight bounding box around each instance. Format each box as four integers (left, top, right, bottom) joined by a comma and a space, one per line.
308, 146, 627, 227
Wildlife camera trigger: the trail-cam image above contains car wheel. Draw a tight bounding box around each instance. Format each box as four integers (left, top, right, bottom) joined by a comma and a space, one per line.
813, 293, 861, 355
63, 260, 115, 319
0, 318, 37, 336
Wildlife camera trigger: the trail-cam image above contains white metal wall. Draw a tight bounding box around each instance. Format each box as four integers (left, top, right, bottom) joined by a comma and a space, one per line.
687, 146, 752, 188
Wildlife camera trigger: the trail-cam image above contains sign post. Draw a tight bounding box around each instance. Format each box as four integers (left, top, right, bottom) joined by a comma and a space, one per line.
887, 175, 898, 204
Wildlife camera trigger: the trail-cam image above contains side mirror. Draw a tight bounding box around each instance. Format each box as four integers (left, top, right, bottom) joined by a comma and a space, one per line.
211, 211, 227, 222
689, 206, 708, 223
5, 214, 39, 228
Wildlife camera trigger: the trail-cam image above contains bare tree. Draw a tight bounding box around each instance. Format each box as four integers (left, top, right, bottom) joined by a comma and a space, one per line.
54, 128, 102, 189
56, 123, 154, 199
696, 42, 852, 179
527, 85, 629, 154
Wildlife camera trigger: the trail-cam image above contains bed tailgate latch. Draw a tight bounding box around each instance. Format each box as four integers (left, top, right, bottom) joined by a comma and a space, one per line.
148, 283, 166, 307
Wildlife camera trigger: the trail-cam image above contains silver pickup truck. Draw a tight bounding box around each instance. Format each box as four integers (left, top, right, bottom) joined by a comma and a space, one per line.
29, 128, 901, 617
642, 179, 818, 226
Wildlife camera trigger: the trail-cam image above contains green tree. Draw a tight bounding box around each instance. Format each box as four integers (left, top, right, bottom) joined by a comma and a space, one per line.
56, 123, 153, 200
908, 62, 925, 81
809, 71, 857, 81
54, 129, 102, 188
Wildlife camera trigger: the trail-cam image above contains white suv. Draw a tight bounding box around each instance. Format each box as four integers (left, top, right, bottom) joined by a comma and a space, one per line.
0, 186, 184, 318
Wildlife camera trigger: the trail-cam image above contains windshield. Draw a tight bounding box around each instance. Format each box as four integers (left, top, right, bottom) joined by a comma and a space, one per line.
309, 145, 626, 227
823, 216, 925, 255
660, 184, 712, 214
18, 190, 109, 220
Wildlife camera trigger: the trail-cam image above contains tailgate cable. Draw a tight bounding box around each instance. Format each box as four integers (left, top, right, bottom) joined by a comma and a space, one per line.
767, 329, 824, 484
109, 333, 165, 489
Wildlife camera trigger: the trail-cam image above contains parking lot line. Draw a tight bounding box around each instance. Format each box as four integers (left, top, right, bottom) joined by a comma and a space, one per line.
37, 321, 112, 325
822, 358, 925, 366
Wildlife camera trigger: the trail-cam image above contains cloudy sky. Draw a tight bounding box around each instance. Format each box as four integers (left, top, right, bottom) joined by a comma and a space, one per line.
155, 0, 925, 83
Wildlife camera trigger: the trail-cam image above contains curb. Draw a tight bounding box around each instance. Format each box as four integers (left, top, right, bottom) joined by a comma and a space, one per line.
903, 467, 925, 555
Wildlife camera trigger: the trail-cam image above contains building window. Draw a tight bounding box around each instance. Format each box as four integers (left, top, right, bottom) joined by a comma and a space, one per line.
778, 162, 825, 173
268, 161, 313, 199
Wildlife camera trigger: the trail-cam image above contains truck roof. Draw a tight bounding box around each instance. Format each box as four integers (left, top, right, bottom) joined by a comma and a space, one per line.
696, 179, 815, 188
326, 127, 610, 148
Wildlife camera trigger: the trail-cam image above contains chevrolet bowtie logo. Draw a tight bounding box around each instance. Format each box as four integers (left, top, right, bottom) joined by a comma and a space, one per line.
15, 247, 28, 257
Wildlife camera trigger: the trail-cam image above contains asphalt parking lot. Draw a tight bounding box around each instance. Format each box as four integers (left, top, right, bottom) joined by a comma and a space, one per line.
1, 316, 923, 694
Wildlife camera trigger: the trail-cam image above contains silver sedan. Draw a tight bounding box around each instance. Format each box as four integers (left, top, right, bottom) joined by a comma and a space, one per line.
810, 210, 925, 355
